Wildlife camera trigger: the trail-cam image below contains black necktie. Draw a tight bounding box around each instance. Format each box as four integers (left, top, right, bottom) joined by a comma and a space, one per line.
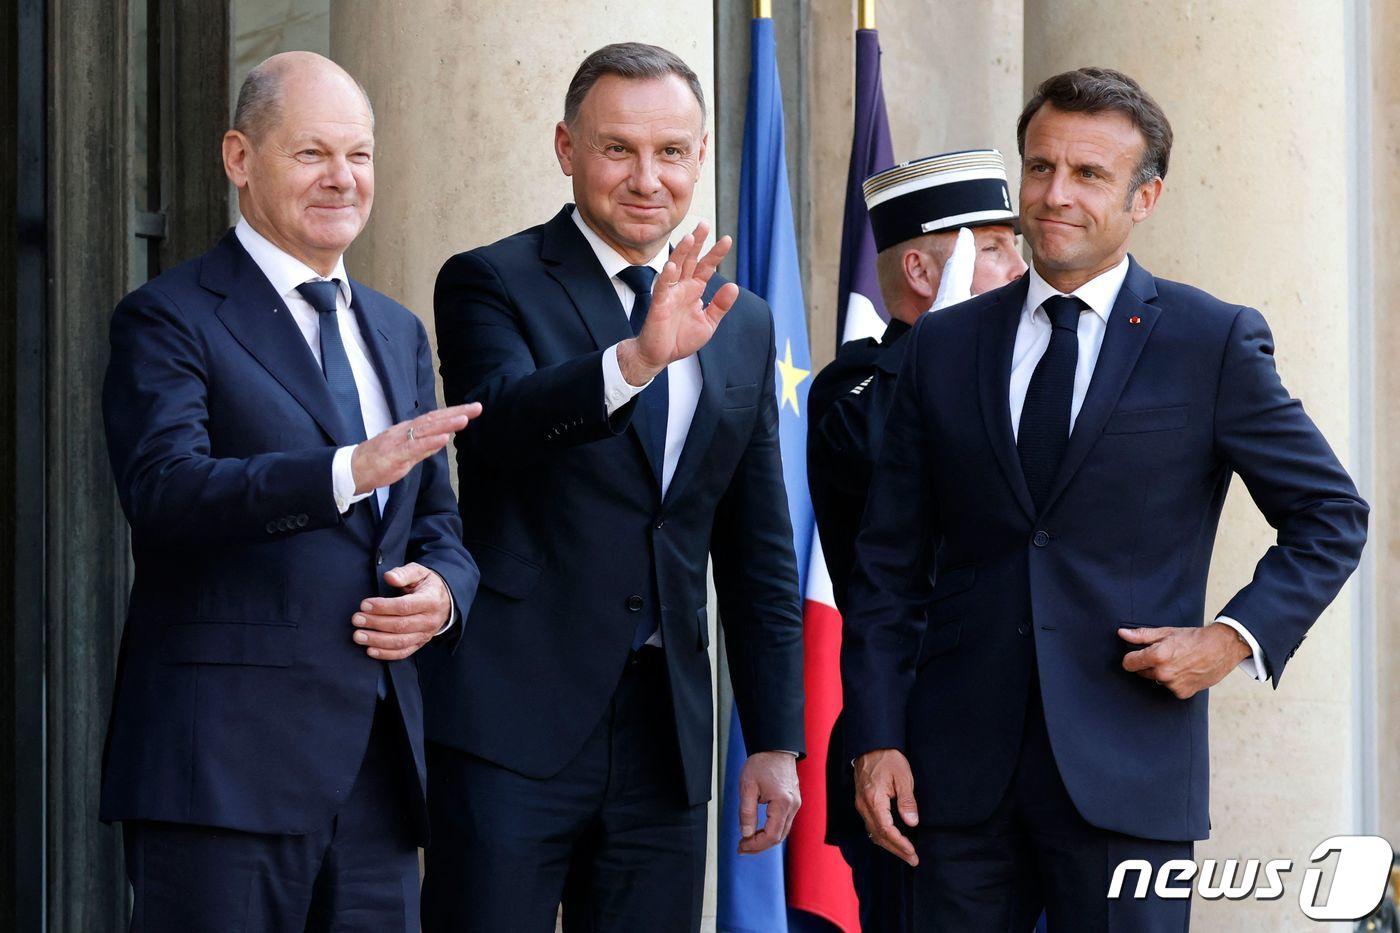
296, 279, 368, 446
617, 265, 668, 487
1017, 295, 1086, 513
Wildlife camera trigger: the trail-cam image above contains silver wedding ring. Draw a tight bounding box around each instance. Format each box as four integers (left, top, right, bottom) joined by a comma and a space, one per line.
407, 426, 416, 442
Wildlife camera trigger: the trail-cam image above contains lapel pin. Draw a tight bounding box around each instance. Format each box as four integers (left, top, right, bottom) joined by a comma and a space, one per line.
1129, 315, 1142, 325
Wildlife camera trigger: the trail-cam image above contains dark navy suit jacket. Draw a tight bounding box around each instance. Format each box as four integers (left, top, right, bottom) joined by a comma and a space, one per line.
100, 231, 478, 840
421, 206, 805, 806
842, 257, 1367, 842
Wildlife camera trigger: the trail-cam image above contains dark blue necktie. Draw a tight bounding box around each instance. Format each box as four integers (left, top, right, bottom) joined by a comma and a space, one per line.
297, 279, 387, 697
617, 265, 666, 650
1017, 295, 1086, 514
297, 279, 368, 447
617, 265, 668, 487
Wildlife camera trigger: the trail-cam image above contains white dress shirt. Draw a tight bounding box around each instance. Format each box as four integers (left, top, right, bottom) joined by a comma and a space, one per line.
576, 209, 704, 498
1012, 258, 1266, 682
235, 218, 454, 631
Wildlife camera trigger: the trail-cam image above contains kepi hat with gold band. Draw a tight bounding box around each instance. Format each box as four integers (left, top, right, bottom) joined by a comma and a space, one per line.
863, 149, 1018, 252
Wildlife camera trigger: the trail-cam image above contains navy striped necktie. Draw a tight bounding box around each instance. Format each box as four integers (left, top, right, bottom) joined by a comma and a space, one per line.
1017, 294, 1086, 514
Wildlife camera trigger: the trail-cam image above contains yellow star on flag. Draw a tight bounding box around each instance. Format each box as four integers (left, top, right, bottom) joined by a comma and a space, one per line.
776, 338, 810, 416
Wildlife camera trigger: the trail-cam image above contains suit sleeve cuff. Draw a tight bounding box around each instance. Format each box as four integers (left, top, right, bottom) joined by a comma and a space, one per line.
602, 342, 651, 416
332, 445, 373, 514
1216, 616, 1268, 682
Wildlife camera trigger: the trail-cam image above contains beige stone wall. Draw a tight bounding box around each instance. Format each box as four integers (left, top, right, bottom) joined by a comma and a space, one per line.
331, 0, 716, 352
1026, 2, 1362, 929
804, 0, 1024, 367
1373, 0, 1400, 847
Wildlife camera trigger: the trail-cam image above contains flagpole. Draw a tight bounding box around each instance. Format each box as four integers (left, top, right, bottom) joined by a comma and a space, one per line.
754, 0, 771, 18
858, 0, 875, 29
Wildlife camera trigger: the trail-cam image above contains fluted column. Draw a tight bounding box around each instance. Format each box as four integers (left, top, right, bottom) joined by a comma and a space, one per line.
1026, 3, 1365, 929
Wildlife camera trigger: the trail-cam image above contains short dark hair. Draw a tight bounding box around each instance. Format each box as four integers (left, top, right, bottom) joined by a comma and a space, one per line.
563, 42, 705, 127
1016, 67, 1172, 193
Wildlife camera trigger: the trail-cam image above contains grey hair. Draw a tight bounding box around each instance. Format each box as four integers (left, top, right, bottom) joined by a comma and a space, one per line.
563, 42, 705, 127
232, 57, 376, 143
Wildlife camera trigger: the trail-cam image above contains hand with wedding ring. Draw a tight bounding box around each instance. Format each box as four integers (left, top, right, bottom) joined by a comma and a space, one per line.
350, 402, 482, 495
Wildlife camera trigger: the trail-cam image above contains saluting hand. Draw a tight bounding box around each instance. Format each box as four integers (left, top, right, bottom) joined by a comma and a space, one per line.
616, 221, 740, 386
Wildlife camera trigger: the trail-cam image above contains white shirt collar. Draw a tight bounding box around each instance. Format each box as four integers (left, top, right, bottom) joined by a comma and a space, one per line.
235, 216, 353, 307
1023, 254, 1131, 324
570, 206, 669, 283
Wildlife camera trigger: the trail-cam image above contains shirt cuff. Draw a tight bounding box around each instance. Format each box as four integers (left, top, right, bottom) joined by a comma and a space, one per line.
602, 342, 651, 416
331, 445, 374, 514
1215, 616, 1268, 682
435, 571, 457, 636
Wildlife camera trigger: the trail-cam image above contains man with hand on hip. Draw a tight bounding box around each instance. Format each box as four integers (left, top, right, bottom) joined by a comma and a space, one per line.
842, 68, 1367, 931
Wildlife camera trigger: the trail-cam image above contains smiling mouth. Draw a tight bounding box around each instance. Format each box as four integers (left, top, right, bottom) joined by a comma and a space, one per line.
1038, 218, 1081, 229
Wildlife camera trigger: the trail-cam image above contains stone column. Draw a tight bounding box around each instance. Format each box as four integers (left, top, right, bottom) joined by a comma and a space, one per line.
1025, 3, 1363, 929
804, 0, 1024, 366
1372, 0, 1400, 847
329, 3, 718, 926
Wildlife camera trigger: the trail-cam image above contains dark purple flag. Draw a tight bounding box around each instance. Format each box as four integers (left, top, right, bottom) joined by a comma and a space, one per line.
835, 28, 895, 348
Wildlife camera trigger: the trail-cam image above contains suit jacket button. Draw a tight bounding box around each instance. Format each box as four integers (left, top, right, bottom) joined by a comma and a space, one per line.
297, 514, 308, 527
654, 519, 665, 529
277, 517, 290, 531
1032, 530, 1049, 547
626, 595, 644, 612
1017, 624, 1030, 636
376, 550, 384, 566
265, 521, 277, 534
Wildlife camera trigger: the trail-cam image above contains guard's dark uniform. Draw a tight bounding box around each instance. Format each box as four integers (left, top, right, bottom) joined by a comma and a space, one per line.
807, 318, 912, 932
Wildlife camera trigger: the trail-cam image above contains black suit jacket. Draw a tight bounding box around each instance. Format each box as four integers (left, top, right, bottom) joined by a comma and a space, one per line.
422, 205, 805, 805
100, 231, 478, 840
807, 318, 910, 844
843, 258, 1367, 842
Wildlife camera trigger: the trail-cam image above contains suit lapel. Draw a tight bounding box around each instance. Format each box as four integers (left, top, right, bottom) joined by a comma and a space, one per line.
539, 206, 661, 482
1039, 257, 1160, 515
350, 284, 416, 533
207, 231, 351, 447
660, 275, 727, 508
978, 276, 1037, 522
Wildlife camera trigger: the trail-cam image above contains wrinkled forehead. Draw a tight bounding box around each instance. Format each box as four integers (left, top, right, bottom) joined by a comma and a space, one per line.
578, 75, 704, 134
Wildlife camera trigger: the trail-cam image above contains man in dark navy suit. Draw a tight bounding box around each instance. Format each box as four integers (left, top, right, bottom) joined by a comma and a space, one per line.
420, 42, 804, 932
809, 148, 1026, 933
101, 52, 478, 932
842, 68, 1368, 931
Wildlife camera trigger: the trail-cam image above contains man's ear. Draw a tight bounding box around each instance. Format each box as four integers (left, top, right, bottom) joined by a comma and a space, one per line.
554, 121, 575, 176
222, 129, 251, 187
903, 248, 936, 301
1131, 176, 1163, 223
